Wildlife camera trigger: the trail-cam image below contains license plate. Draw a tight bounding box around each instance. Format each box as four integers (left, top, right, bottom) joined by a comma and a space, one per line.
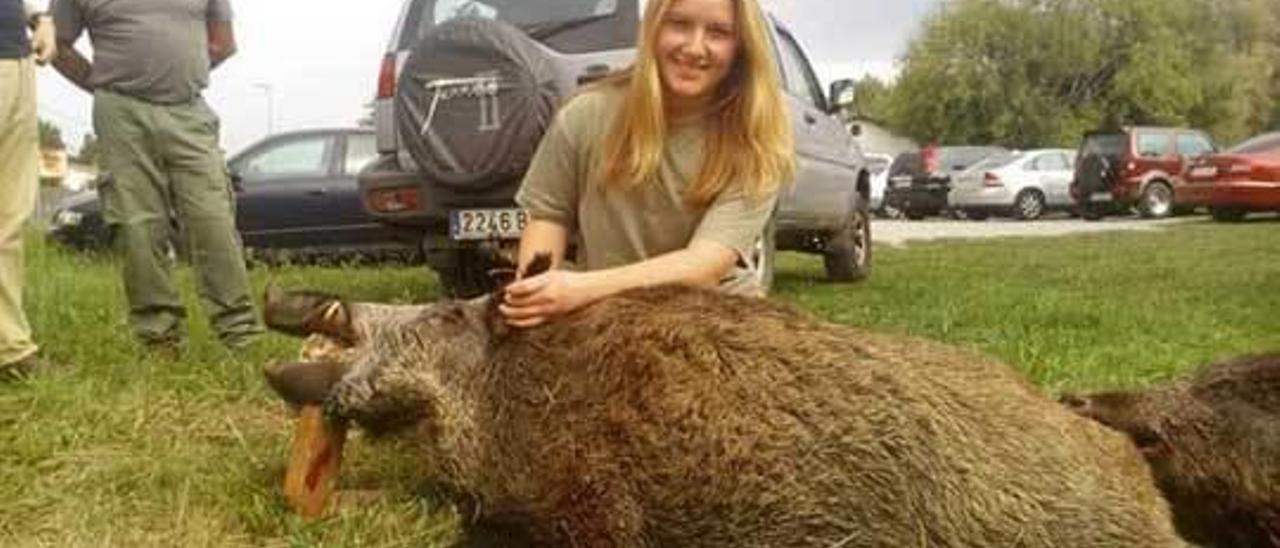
449, 208, 528, 241
1090, 191, 1112, 202
1189, 166, 1218, 178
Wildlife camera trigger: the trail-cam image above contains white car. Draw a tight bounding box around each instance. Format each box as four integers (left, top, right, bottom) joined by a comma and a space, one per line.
864, 152, 895, 216
949, 148, 1077, 220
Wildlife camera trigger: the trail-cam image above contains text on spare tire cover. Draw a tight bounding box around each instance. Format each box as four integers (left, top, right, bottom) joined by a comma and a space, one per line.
420, 72, 503, 135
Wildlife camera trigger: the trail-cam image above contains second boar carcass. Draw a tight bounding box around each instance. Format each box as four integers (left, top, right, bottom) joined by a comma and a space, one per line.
1064, 353, 1280, 548
263, 284, 1184, 548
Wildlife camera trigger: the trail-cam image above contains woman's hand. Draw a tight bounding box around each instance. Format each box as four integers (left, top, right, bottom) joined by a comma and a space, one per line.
500, 270, 599, 328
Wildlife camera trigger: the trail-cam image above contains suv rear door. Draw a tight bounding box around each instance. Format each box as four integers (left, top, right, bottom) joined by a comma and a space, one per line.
772, 21, 859, 228
1175, 130, 1216, 204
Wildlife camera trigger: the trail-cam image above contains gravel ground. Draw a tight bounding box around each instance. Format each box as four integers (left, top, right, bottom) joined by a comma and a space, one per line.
872, 215, 1201, 248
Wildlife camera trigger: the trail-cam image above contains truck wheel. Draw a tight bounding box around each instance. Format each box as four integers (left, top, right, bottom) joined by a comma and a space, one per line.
1080, 202, 1107, 221
1137, 182, 1174, 219
823, 208, 871, 283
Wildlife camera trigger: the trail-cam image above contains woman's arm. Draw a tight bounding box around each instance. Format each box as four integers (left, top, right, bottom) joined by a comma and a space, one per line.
501, 239, 736, 328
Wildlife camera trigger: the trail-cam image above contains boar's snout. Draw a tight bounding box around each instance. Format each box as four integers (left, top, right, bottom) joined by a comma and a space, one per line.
263, 360, 351, 405
264, 285, 357, 344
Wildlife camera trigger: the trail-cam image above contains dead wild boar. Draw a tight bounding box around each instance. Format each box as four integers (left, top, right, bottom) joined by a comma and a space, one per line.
262, 282, 1184, 548
1063, 353, 1280, 548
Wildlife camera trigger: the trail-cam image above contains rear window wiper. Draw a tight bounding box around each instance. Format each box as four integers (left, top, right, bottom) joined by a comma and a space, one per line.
524, 13, 613, 40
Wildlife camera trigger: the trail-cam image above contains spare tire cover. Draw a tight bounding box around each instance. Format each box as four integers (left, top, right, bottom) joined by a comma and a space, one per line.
396, 18, 564, 190
1076, 153, 1113, 195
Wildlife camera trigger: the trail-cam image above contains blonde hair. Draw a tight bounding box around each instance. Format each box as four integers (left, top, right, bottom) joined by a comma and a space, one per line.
598, 0, 794, 208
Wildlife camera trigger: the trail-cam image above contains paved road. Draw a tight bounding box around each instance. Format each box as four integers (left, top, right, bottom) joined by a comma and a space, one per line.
872, 216, 1200, 247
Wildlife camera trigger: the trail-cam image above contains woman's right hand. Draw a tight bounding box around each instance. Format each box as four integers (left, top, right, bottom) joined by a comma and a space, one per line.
499, 269, 598, 328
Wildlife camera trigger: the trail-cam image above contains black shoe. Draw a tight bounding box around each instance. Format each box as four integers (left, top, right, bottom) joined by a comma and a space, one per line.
0, 355, 48, 383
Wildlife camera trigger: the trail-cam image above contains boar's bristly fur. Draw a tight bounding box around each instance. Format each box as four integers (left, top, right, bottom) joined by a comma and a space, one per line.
1064, 353, 1280, 548
271, 285, 1185, 548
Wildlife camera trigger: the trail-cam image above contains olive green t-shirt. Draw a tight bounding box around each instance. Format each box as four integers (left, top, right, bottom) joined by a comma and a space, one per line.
515, 87, 779, 294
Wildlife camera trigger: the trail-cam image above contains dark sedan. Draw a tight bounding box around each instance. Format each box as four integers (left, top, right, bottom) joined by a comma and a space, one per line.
1184, 132, 1280, 221
48, 128, 415, 261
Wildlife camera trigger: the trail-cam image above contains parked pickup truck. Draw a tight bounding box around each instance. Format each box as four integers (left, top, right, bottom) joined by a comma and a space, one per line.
358, 0, 872, 297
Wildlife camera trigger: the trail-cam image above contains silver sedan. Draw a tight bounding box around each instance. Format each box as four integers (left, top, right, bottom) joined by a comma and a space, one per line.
949, 149, 1077, 220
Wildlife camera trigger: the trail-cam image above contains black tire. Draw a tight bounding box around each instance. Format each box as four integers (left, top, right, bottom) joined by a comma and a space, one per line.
1081, 202, 1107, 221
395, 18, 563, 190
1210, 206, 1247, 222
1137, 182, 1174, 219
823, 207, 871, 283
430, 248, 510, 299
1012, 189, 1046, 220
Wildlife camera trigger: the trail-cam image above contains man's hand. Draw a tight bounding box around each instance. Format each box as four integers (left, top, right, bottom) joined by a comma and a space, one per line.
30, 16, 55, 65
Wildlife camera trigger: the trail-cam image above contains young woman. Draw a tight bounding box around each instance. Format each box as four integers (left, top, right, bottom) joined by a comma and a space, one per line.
501, 0, 793, 327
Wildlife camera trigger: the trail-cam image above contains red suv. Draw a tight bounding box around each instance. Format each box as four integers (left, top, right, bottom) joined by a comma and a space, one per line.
1071, 126, 1217, 220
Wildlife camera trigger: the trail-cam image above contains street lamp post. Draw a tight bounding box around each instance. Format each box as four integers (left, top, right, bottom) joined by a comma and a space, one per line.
255, 83, 275, 136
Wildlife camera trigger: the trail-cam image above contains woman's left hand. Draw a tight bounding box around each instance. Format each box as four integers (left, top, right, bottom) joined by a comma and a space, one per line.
499, 270, 598, 328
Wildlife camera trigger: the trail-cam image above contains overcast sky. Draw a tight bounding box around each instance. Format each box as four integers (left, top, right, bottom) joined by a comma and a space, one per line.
35, 0, 939, 155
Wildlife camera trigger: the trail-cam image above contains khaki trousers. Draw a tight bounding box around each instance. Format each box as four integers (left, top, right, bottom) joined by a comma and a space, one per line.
93, 90, 261, 346
0, 57, 38, 365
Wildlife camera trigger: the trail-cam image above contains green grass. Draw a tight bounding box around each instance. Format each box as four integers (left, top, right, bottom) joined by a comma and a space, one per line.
2, 219, 1278, 546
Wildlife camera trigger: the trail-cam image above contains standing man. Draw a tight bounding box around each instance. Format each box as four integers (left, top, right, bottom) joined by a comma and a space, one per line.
50, 0, 262, 349
0, 0, 54, 380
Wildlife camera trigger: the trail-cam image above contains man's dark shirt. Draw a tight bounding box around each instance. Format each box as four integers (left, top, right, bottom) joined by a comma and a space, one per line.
0, 0, 31, 59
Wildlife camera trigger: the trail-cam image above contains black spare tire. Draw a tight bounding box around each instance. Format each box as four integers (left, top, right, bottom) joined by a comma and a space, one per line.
396, 18, 564, 190
1076, 153, 1114, 196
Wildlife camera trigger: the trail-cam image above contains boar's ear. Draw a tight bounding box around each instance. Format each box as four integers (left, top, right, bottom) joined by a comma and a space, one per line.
521, 252, 554, 278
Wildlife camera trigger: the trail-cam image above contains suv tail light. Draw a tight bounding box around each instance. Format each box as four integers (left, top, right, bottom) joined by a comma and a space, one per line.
376, 53, 397, 100
368, 187, 421, 213
983, 172, 1002, 187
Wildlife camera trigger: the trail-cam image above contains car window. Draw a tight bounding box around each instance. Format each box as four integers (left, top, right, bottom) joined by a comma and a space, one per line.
1082, 134, 1126, 157
775, 29, 824, 111
403, 0, 632, 54
942, 147, 1001, 171
1031, 153, 1069, 171
1136, 132, 1171, 158
1176, 133, 1214, 157
241, 136, 333, 178
344, 134, 379, 176
971, 151, 1019, 171
1229, 132, 1280, 154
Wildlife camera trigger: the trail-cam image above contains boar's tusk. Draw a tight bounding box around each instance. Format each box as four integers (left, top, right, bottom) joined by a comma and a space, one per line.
264, 285, 357, 343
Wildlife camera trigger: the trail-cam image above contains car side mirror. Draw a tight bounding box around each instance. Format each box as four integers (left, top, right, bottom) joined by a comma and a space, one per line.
828, 78, 855, 116
229, 169, 245, 193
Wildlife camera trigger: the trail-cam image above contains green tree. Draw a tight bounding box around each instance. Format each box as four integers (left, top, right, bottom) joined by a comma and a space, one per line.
882, 0, 1280, 148
38, 118, 65, 150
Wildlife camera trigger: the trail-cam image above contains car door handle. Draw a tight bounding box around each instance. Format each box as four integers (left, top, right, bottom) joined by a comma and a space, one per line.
307, 188, 327, 196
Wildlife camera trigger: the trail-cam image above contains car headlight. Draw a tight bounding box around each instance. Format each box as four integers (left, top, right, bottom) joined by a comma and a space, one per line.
51, 209, 84, 229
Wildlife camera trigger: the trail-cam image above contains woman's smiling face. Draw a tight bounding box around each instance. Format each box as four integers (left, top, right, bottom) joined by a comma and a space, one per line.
654, 0, 740, 110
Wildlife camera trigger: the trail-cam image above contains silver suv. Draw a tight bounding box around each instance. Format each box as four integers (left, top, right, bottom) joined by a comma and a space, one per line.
359, 0, 871, 297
